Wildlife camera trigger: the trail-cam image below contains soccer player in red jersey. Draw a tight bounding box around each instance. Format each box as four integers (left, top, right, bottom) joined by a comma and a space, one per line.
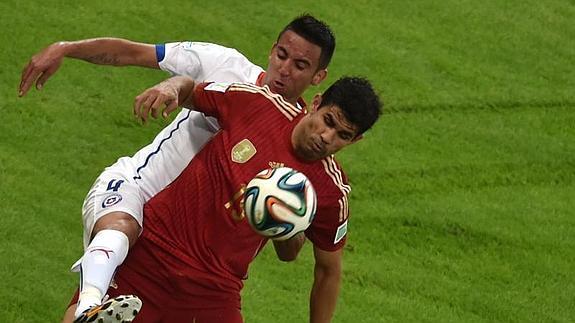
67, 76, 381, 323
19, 16, 349, 323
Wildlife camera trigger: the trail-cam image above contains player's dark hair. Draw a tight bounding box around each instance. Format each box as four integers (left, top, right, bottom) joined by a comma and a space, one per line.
319, 77, 382, 136
278, 14, 336, 70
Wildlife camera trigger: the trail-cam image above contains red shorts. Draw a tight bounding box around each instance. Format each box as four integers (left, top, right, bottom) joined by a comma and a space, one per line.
69, 275, 243, 323
69, 237, 243, 323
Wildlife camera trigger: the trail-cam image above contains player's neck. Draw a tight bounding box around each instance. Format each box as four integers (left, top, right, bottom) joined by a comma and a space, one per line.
286, 97, 298, 106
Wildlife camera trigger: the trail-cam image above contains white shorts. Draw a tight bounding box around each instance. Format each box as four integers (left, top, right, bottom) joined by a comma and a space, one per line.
81, 168, 145, 249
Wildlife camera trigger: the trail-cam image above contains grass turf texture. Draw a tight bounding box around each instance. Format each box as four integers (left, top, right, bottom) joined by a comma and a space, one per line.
1, 0, 574, 322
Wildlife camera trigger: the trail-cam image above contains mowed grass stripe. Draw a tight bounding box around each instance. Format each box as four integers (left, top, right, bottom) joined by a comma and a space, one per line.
368, 159, 574, 197
342, 186, 574, 322
386, 100, 575, 114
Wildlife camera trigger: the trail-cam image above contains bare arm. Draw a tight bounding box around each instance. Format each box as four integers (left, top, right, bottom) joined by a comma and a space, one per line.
133, 76, 196, 123
19, 38, 158, 96
310, 246, 343, 323
272, 232, 306, 262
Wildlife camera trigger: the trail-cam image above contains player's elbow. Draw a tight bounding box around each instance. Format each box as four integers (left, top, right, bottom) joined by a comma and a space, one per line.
272, 234, 305, 262
275, 244, 300, 261
276, 251, 299, 262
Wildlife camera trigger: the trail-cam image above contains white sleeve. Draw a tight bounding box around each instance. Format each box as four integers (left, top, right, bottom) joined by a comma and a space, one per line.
156, 42, 264, 83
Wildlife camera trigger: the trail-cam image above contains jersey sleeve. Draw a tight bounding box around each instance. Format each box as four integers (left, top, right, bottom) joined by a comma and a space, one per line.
190, 82, 272, 129
156, 42, 264, 83
304, 160, 352, 252
189, 82, 227, 120
305, 194, 350, 251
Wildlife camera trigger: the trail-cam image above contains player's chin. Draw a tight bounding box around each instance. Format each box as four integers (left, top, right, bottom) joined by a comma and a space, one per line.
307, 149, 328, 162
311, 145, 329, 160
315, 152, 329, 160
270, 85, 287, 97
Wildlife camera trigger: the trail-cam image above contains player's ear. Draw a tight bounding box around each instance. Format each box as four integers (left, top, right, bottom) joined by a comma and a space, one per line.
311, 69, 327, 86
310, 94, 322, 112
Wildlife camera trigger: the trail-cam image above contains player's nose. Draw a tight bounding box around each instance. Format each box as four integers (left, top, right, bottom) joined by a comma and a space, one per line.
320, 128, 336, 144
278, 60, 290, 76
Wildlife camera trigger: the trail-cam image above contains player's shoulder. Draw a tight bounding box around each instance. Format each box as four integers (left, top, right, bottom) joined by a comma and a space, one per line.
163, 41, 239, 54
203, 82, 302, 117
307, 155, 351, 196
226, 83, 276, 96
159, 41, 250, 65
201, 81, 258, 94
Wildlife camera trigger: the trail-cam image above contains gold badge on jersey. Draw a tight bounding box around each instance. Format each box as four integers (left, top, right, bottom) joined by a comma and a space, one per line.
231, 139, 257, 163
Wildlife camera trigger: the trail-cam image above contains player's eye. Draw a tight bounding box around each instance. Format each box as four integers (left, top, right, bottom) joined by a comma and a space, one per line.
324, 114, 334, 127
339, 132, 353, 141
277, 48, 288, 60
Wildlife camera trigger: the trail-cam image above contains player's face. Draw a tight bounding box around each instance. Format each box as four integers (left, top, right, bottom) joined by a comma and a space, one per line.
291, 99, 359, 161
264, 30, 327, 105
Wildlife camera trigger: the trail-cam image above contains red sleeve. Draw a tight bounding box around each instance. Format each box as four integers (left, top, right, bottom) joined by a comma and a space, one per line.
190, 82, 230, 124
304, 159, 351, 252
305, 197, 349, 252
191, 82, 268, 129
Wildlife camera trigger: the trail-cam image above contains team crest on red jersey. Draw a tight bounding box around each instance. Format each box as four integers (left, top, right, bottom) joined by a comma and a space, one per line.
231, 139, 257, 163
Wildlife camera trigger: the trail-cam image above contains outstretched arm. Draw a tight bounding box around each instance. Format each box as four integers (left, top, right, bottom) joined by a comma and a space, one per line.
19, 38, 158, 96
310, 246, 343, 323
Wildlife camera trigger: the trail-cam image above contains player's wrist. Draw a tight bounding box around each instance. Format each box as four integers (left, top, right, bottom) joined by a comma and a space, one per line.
54, 41, 73, 57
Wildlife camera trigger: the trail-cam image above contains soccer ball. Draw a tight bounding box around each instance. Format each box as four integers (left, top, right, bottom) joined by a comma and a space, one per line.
243, 167, 317, 241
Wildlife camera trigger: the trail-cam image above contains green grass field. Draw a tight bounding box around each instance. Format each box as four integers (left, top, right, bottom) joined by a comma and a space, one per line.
1, 0, 574, 322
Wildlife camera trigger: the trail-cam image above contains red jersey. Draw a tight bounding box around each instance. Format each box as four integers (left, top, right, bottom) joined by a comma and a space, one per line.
126, 82, 351, 309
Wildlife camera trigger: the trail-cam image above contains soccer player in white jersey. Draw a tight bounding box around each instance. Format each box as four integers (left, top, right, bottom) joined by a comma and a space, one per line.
20, 15, 347, 323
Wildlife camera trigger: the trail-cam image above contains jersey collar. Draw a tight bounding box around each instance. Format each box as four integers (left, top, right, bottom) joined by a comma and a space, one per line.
256, 72, 307, 111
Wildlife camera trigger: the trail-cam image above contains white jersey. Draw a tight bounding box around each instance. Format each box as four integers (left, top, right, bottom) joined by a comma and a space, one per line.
80, 42, 264, 249
108, 42, 264, 201
80, 42, 302, 249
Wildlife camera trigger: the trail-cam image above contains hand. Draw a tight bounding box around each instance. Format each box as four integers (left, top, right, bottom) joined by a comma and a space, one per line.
19, 42, 67, 97
133, 80, 180, 123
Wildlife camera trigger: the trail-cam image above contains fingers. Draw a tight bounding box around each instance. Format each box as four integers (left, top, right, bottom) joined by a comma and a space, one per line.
133, 93, 155, 123
35, 65, 59, 92
150, 95, 164, 119
19, 52, 62, 97
19, 62, 31, 95
163, 100, 179, 118
134, 88, 178, 123
19, 61, 41, 97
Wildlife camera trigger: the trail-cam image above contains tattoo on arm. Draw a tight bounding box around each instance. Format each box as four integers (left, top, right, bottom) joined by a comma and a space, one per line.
86, 53, 120, 65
